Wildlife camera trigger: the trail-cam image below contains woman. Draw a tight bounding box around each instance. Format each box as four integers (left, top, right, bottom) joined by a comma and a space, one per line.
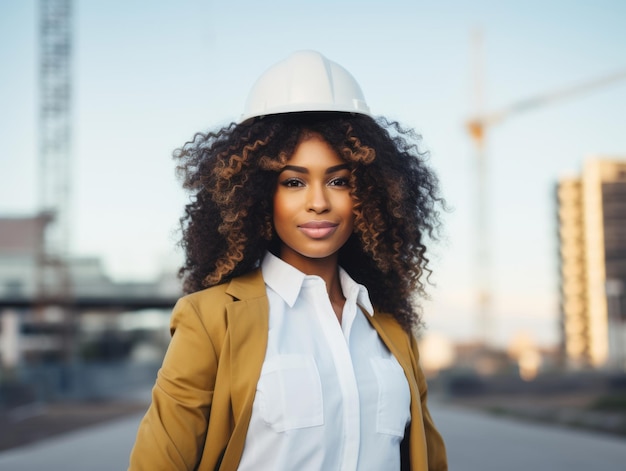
129, 50, 447, 470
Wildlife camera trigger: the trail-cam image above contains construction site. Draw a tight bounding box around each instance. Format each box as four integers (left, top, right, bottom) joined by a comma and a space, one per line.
1, 0, 626, 457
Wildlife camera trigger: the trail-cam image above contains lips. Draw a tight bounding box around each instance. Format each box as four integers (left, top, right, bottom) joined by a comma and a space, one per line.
298, 221, 339, 239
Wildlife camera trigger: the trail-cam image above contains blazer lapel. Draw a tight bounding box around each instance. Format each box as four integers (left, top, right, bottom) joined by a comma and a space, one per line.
366, 310, 412, 374
367, 311, 424, 423
222, 270, 270, 461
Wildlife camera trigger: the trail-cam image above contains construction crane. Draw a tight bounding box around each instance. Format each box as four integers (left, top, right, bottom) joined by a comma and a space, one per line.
39, 0, 73, 264
37, 0, 74, 373
466, 31, 626, 345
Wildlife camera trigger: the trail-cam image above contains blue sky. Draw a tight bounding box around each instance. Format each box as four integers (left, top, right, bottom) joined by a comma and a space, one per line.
1, 0, 626, 348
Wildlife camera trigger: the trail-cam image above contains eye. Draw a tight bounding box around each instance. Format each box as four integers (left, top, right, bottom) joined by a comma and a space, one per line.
280, 177, 305, 188
328, 176, 350, 187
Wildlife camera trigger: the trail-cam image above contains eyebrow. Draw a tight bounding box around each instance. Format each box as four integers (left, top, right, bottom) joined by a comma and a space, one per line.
281, 163, 350, 174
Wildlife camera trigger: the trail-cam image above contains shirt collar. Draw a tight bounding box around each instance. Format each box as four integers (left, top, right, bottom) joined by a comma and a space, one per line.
338, 266, 374, 316
261, 252, 306, 307
261, 252, 374, 316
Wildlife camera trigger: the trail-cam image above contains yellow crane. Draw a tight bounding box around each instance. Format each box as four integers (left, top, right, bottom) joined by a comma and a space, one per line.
466, 32, 626, 345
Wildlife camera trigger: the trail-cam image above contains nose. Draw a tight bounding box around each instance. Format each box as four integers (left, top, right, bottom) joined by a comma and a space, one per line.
307, 183, 330, 214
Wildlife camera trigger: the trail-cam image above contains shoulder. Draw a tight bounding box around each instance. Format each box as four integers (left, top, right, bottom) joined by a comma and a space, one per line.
171, 269, 266, 329
179, 269, 266, 308
368, 309, 419, 361
369, 309, 411, 342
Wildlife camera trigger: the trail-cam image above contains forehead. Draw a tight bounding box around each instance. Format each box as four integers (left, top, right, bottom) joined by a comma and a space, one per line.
285, 134, 345, 168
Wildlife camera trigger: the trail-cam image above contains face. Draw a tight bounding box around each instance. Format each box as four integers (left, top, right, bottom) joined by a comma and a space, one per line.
273, 134, 354, 272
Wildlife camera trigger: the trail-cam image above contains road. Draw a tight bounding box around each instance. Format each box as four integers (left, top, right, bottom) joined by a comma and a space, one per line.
433, 403, 626, 470
0, 402, 624, 470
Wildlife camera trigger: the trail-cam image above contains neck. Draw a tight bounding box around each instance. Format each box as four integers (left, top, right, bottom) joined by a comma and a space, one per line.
278, 252, 344, 303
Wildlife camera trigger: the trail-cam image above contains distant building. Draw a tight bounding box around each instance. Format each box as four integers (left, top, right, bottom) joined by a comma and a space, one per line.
0, 213, 181, 367
556, 157, 626, 369
0, 213, 51, 299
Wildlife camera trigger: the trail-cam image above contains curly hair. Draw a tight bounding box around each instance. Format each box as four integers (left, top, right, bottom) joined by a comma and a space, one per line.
174, 112, 444, 331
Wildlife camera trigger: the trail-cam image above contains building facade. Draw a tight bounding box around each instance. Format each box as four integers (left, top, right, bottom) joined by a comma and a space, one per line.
0, 213, 181, 369
557, 158, 626, 369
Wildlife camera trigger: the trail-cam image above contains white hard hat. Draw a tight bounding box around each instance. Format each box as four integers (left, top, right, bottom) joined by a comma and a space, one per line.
240, 50, 371, 123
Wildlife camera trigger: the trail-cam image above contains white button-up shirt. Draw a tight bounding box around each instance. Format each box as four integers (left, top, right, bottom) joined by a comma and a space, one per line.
237, 253, 411, 471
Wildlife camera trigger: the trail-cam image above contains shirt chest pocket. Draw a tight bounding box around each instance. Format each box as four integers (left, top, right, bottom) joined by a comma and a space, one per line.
370, 357, 411, 437
255, 354, 324, 433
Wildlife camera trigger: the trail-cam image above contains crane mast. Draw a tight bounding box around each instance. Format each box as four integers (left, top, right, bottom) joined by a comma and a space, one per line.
469, 30, 493, 345
38, 0, 72, 298
36, 0, 75, 376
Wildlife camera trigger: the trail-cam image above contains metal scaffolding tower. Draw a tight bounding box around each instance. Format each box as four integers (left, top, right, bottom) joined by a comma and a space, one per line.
39, 0, 72, 264
37, 0, 75, 375
38, 0, 73, 303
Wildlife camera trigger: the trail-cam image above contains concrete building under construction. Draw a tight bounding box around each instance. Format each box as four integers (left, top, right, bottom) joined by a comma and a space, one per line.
556, 157, 626, 369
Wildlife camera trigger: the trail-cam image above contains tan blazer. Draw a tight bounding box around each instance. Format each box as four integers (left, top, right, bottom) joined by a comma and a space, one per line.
128, 269, 447, 470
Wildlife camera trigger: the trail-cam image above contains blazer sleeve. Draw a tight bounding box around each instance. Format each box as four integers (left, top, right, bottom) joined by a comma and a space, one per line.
128, 297, 218, 470
411, 333, 448, 471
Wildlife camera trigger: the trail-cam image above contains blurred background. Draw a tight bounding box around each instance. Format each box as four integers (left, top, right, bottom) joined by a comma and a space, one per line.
1, 0, 626, 465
